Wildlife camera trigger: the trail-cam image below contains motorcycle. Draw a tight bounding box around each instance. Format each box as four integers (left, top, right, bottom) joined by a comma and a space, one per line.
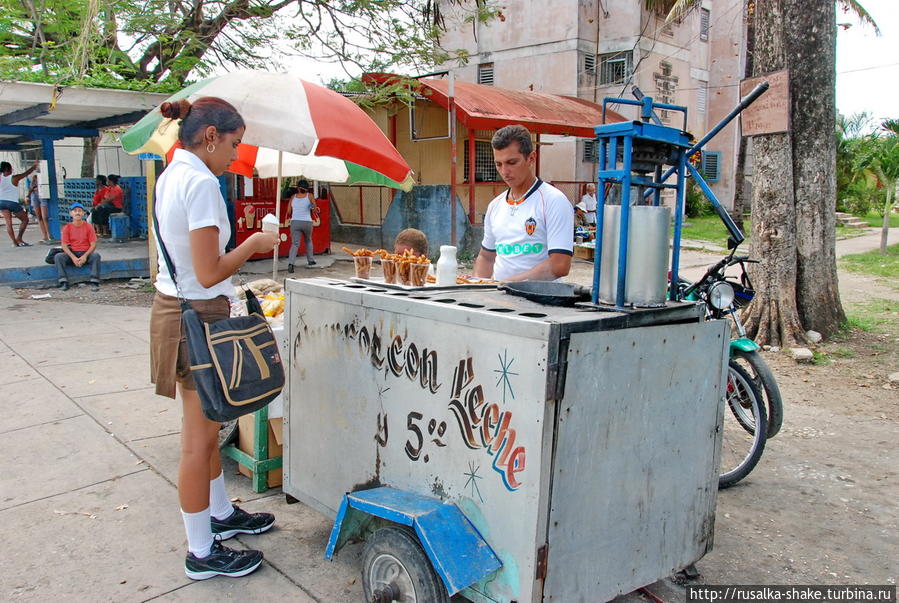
678, 245, 784, 488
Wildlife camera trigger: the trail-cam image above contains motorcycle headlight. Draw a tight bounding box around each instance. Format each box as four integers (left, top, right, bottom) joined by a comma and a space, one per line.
708, 281, 735, 310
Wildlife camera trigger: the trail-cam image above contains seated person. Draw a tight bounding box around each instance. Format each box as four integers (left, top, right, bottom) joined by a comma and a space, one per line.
56, 203, 101, 291
574, 202, 589, 227
393, 228, 429, 257
92, 174, 124, 236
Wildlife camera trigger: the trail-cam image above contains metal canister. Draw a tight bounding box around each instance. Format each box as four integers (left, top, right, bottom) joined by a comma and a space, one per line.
599, 205, 670, 306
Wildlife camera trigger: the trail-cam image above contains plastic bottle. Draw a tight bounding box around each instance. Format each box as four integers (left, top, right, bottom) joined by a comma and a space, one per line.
436, 245, 458, 286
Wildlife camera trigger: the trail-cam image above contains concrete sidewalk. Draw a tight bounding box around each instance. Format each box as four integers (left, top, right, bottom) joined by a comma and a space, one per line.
0, 287, 363, 602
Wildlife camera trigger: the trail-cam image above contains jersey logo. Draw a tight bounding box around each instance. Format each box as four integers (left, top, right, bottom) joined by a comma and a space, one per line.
524, 217, 536, 236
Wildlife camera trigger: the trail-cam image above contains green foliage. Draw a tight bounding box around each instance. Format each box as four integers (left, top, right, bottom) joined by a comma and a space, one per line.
680, 214, 751, 245
684, 179, 714, 218
1, 0, 500, 90
810, 350, 831, 366
836, 113, 899, 218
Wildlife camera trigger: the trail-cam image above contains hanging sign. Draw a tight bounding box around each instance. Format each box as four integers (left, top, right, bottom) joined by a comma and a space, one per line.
740, 69, 790, 136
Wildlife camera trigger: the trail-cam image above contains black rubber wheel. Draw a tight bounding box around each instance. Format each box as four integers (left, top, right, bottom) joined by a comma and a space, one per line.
719, 361, 767, 489
731, 349, 784, 438
362, 526, 449, 603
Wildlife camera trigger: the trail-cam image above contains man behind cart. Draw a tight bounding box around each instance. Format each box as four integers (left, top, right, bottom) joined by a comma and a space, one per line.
473, 125, 573, 282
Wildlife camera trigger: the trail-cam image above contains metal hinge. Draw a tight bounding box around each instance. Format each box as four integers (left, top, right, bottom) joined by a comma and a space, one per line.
545, 337, 570, 401
535, 544, 548, 580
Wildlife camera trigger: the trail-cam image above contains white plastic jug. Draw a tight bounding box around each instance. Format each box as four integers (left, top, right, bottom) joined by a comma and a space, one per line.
436, 245, 458, 286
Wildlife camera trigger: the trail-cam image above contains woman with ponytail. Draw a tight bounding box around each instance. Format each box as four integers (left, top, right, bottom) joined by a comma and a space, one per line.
149, 97, 280, 580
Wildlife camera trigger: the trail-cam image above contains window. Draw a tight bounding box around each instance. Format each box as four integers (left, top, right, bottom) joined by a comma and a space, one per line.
584, 53, 596, 76
464, 139, 501, 182
700, 8, 710, 42
478, 63, 494, 86
582, 140, 598, 163
701, 151, 721, 182
599, 51, 633, 86
697, 81, 708, 113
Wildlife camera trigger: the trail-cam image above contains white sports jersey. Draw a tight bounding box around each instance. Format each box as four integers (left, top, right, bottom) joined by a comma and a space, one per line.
481, 179, 574, 281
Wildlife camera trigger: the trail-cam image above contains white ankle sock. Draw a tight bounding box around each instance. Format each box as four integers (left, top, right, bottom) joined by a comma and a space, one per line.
209, 472, 234, 521
181, 508, 213, 558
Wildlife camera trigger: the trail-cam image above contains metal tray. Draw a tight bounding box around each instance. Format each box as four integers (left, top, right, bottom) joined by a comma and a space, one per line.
350, 277, 499, 291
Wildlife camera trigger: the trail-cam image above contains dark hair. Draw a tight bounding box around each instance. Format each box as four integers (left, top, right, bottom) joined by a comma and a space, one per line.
492, 125, 534, 156
297, 179, 311, 191
107, 174, 119, 184
0, 162, 11, 174
159, 97, 245, 148
95, 175, 107, 186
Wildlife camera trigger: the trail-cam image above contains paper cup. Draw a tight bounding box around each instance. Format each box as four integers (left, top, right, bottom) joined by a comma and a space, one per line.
410, 263, 429, 287
381, 259, 397, 284
354, 256, 373, 280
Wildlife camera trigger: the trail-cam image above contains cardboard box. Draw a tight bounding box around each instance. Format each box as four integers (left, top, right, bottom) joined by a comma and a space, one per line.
237, 415, 283, 487
573, 244, 595, 261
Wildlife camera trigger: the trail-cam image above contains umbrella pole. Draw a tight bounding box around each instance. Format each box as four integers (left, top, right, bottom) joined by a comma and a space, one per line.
274, 151, 283, 281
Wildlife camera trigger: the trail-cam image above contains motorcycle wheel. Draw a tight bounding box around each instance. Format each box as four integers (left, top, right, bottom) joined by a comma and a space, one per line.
719, 361, 767, 489
731, 349, 784, 438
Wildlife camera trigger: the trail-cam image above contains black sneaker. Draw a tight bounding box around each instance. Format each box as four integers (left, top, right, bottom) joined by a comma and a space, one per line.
211, 505, 275, 540
58, 282, 69, 291
184, 539, 263, 580
287, 264, 294, 273
307, 260, 317, 266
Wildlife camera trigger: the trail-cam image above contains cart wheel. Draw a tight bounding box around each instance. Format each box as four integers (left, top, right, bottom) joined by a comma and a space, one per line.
362, 526, 449, 603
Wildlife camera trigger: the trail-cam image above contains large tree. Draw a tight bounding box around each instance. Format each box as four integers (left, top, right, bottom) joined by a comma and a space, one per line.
1, 0, 495, 88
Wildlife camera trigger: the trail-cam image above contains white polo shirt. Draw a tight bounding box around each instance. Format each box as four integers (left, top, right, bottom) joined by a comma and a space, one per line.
154, 149, 233, 300
481, 179, 574, 281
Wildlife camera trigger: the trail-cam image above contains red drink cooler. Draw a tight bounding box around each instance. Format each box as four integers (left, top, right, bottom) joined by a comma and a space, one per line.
235, 196, 330, 260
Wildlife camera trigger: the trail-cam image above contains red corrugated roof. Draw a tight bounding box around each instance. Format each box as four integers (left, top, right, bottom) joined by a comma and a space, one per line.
363, 74, 626, 138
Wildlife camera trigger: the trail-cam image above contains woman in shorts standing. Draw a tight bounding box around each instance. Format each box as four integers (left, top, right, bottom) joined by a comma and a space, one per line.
150, 97, 279, 580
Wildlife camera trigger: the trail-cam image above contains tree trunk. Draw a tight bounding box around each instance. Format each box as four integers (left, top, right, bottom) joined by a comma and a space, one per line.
743, 0, 807, 347
786, 0, 845, 336
81, 136, 99, 178
882, 185, 893, 254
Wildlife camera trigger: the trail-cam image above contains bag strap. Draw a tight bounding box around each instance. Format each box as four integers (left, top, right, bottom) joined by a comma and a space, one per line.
151, 198, 191, 311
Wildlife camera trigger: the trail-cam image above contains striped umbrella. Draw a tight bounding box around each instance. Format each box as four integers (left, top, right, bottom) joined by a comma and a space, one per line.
120, 71, 414, 190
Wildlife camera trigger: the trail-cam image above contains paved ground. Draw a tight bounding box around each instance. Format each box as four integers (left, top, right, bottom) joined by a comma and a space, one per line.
1, 228, 896, 601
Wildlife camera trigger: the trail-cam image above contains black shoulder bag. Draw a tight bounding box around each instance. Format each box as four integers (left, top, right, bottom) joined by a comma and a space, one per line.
153, 205, 284, 422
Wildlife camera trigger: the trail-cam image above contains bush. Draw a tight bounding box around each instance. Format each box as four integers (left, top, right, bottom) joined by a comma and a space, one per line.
685, 180, 714, 218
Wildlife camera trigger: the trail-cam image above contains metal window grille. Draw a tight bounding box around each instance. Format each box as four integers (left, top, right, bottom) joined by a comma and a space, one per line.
478, 63, 494, 86
464, 140, 501, 182
697, 82, 708, 112
700, 8, 710, 41
701, 151, 721, 182
585, 53, 596, 75
582, 140, 598, 163
599, 52, 633, 86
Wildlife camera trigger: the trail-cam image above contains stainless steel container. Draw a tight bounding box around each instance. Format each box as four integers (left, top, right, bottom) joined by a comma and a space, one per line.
599, 204, 671, 306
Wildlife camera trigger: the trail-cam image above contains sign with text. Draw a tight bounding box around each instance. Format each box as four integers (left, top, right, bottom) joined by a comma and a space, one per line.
740, 70, 790, 136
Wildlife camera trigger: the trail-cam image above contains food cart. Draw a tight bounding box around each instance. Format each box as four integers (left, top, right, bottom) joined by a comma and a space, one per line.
282, 279, 728, 602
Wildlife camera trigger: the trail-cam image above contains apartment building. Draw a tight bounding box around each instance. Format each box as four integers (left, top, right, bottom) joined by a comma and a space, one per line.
438, 0, 746, 209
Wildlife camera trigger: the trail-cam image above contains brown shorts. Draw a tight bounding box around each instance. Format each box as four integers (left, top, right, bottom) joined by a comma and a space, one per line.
150, 291, 230, 399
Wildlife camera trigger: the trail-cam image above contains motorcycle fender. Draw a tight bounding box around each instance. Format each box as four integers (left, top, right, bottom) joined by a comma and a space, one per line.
730, 337, 760, 353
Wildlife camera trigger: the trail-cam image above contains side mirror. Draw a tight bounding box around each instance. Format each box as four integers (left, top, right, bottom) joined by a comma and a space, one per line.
727, 236, 739, 250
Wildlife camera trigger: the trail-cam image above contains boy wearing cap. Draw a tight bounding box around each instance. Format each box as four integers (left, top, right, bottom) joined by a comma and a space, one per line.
56, 203, 102, 291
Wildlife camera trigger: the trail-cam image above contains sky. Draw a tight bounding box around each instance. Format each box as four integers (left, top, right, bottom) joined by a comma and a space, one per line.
836, 0, 899, 122
279, 1, 898, 123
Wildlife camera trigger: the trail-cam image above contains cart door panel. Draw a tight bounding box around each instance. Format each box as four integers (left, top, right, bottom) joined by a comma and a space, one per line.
543, 320, 728, 602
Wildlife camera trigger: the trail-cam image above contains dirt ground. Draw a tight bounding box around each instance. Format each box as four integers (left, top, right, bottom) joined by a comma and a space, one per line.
12, 253, 899, 590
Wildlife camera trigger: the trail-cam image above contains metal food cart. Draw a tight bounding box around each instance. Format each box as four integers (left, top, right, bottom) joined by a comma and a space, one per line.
282, 278, 728, 602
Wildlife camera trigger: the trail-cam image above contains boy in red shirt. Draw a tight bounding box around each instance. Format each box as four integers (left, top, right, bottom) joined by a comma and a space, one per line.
57, 202, 101, 291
